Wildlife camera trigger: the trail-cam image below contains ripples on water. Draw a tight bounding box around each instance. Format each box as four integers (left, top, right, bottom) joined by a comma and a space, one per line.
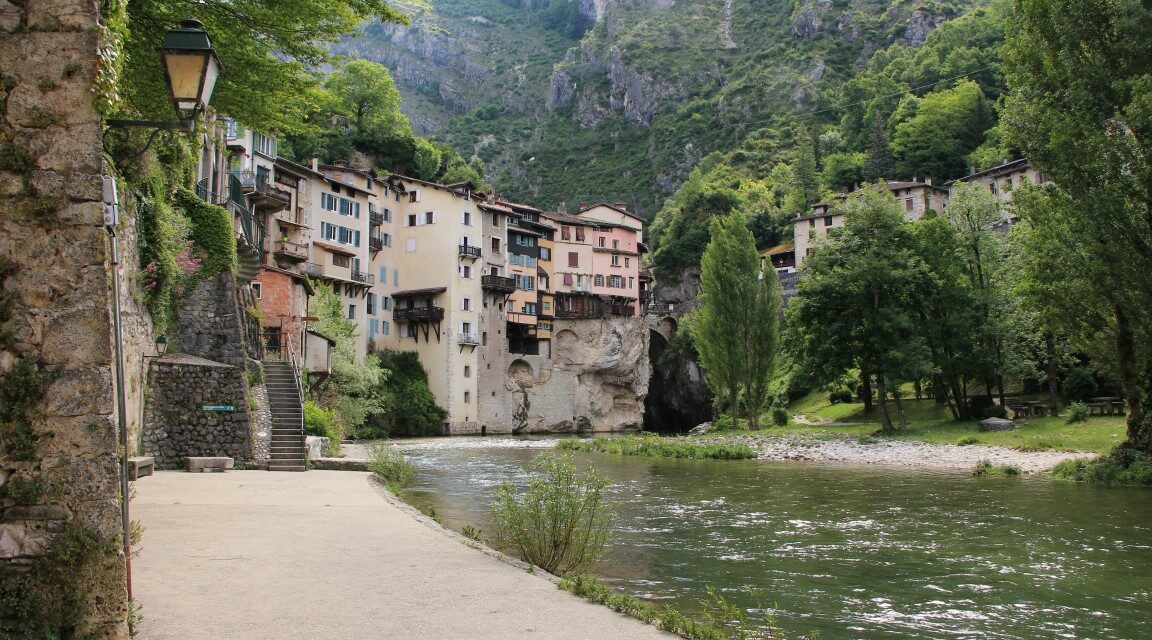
394, 437, 1152, 640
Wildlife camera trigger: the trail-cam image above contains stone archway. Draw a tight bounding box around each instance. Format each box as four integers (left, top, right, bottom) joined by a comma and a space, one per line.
508, 359, 534, 385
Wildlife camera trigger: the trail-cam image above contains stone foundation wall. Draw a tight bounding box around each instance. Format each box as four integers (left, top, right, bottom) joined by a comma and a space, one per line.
176, 272, 258, 368
141, 354, 253, 469
475, 316, 649, 434
0, 1, 130, 635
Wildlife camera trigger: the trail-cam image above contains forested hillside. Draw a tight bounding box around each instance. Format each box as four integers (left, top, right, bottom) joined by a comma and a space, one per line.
343, 0, 998, 223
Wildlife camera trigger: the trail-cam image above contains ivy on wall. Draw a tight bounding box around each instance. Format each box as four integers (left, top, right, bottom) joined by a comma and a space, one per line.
176, 188, 239, 278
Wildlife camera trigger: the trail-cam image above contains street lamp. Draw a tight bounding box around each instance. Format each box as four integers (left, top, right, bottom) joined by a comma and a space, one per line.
104, 19, 222, 160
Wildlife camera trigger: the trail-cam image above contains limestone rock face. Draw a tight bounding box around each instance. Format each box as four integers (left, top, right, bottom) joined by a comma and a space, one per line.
478, 317, 649, 434
792, 0, 834, 39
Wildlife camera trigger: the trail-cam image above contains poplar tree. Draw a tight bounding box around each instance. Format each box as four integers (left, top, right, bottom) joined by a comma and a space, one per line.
691, 212, 780, 428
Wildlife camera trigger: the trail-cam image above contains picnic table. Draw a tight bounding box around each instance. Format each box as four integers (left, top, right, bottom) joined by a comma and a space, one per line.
1004, 400, 1047, 419
1087, 397, 1125, 416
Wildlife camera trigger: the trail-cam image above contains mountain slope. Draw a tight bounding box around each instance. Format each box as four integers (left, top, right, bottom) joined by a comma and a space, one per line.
346, 0, 980, 216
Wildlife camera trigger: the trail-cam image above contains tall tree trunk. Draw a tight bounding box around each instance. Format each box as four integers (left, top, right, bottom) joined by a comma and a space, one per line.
933, 375, 947, 405
875, 372, 894, 433
950, 377, 968, 420
860, 368, 873, 413
1115, 305, 1148, 450
892, 388, 908, 430
996, 375, 1006, 408
1045, 332, 1060, 415
914, 379, 923, 401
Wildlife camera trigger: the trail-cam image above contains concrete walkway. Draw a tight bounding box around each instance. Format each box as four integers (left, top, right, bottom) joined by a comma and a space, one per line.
133, 471, 673, 640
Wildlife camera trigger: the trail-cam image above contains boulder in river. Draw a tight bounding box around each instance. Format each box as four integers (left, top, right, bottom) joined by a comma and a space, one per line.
978, 417, 1016, 432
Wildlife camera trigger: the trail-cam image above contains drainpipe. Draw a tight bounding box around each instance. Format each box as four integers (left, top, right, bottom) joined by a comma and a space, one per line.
102, 175, 133, 605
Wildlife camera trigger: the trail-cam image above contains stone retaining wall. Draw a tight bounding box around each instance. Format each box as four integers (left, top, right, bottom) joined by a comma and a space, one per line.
142, 354, 253, 469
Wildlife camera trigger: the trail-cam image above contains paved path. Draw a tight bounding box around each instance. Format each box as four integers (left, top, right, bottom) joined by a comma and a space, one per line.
133, 471, 672, 640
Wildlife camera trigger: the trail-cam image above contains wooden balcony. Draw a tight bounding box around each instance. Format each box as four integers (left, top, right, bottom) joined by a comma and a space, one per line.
273, 240, 308, 263
350, 269, 374, 285
369, 236, 384, 252
394, 306, 445, 322
370, 211, 384, 226
250, 181, 291, 211
459, 244, 482, 259
481, 274, 516, 293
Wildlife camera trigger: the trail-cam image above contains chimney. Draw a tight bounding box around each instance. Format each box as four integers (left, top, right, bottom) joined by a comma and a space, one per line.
333, 160, 347, 168
912, 175, 918, 183
580, 202, 589, 209
557, 201, 567, 214
615, 202, 627, 210
310, 157, 319, 172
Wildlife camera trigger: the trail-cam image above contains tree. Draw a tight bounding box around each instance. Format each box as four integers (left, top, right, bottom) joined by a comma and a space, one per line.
863, 115, 895, 181
326, 59, 411, 142
691, 211, 781, 429
785, 127, 821, 215
308, 283, 385, 436
788, 185, 933, 432
891, 80, 993, 181
821, 152, 867, 193
121, 0, 407, 134
1002, 0, 1152, 452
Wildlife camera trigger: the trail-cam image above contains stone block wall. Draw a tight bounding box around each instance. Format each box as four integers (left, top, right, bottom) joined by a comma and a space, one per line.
176, 272, 260, 368
0, 1, 130, 636
141, 354, 254, 469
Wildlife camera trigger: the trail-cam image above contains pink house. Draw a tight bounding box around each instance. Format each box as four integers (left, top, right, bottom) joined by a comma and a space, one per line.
576, 204, 645, 317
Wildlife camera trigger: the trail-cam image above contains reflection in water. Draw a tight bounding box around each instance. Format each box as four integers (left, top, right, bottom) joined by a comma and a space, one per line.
394, 439, 1152, 640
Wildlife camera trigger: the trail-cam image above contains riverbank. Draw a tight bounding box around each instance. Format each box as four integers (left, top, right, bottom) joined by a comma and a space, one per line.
694, 433, 1095, 473
132, 471, 674, 639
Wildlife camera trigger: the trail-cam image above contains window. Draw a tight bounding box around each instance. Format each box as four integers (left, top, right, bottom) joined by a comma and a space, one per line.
409, 190, 420, 203
332, 254, 350, 268
462, 321, 472, 335
347, 304, 356, 320
251, 282, 261, 299
461, 265, 473, 279
575, 228, 585, 241
905, 198, 914, 211
523, 302, 537, 315
462, 211, 472, 225
628, 277, 635, 289
394, 270, 399, 286
598, 237, 606, 248
492, 213, 501, 227
482, 331, 488, 346
253, 133, 276, 157
516, 275, 535, 291
464, 365, 471, 378
516, 234, 535, 247
405, 323, 417, 338
594, 274, 604, 287
612, 239, 619, 249
464, 391, 471, 404
543, 301, 551, 311
491, 237, 501, 253
561, 226, 571, 240
424, 211, 434, 225
568, 252, 578, 267
610, 275, 623, 288
379, 266, 387, 283
367, 293, 377, 315
611, 254, 621, 267
383, 296, 392, 311
382, 233, 392, 247
369, 319, 379, 340
624, 257, 630, 268
406, 238, 416, 252
382, 207, 392, 222
382, 320, 390, 336
462, 297, 472, 311
824, 216, 833, 227
407, 214, 417, 227
539, 247, 551, 261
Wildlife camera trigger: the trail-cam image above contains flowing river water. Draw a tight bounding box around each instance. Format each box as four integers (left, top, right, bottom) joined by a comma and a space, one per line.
388, 436, 1152, 640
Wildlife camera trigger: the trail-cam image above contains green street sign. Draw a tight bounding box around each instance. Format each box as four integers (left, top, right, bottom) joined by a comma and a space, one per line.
202, 405, 235, 412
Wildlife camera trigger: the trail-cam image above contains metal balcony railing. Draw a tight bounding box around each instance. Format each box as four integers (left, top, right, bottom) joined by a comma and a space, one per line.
481, 275, 516, 292
394, 307, 445, 322
459, 245, 482, 258
350, 270, 374, 285
370, 212, 384, 226
458, 333, 479, 345
369, 236, 384, 252
273, 240, 308, 261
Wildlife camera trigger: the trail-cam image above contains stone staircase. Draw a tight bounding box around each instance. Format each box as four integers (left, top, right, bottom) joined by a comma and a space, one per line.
237, 240, 262, 283
263, 361, 306, 472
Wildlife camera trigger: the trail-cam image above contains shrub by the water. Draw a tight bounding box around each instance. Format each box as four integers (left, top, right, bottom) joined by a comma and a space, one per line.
368, 443, 416, 491
557, 435, 757, 460
771, 406, 789, 427
710, 414, 735, 432
492, 453, 614, 576
1063, 401, 1090, 423
1053, 447, 1152, 486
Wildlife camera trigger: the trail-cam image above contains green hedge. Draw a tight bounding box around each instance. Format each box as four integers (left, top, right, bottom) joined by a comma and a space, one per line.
176, 188, 237, 277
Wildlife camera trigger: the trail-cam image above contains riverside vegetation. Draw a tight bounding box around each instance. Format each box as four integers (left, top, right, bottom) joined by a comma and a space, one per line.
558, 435, 756, 460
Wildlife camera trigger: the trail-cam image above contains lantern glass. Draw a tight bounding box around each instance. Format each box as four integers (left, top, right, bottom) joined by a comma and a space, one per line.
163, 51, 210, 111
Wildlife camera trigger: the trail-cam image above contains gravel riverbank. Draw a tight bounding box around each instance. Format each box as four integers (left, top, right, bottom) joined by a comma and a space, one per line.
696, 434, 1096, 473
341, 434, 1095, 474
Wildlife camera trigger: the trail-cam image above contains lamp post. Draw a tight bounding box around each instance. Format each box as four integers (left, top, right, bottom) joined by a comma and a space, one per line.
102, 19, 220, 627
103, 19, 222, 160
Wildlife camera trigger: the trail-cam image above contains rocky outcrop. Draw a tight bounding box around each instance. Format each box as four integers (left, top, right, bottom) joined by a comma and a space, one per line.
897, 10, 943, 47
791, 0, 834, 39
477, 317, 649, 434
642, 267, 712, 432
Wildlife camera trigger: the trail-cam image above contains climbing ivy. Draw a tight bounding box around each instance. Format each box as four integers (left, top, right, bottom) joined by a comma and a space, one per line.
176, 188, 238, 277
95, 0, 129, 116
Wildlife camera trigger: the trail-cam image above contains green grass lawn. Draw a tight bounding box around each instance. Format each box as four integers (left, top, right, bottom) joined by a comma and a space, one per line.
722, 392, 1127, 454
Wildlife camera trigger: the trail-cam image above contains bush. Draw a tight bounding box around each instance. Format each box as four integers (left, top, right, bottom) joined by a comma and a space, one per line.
558, 435, 757, 460
1063, 401, 1090, 424
784, 373, 813, 402
956, 435, 980, 446
981, 404, 1008, 419
710, 414, 735, 432
771, 406, 789, 427
1053, 448, 1152, 486
828, 388, 853, 404
368, 443, 416, 491
493, 453, 615, 576
303, 400, 335, 437
967, 395, 995, 416
1061, 365, 1097, 401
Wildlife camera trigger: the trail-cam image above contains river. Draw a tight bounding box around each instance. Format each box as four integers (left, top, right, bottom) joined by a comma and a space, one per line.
389, 436, 1152, 640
